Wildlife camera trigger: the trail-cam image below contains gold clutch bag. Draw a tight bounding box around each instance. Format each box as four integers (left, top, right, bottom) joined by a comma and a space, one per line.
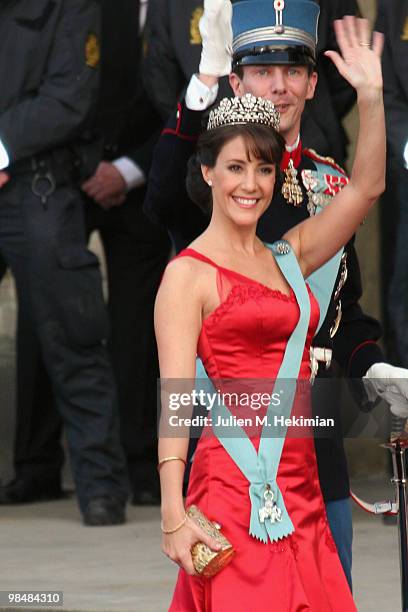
187, 505, 235, 578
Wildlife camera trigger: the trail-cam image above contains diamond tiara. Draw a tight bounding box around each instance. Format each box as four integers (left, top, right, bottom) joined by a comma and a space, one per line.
207, 94, 280, 132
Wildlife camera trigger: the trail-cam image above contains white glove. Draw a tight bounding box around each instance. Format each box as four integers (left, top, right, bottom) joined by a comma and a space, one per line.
199, 0, 233, 77
363, 362, 408, 418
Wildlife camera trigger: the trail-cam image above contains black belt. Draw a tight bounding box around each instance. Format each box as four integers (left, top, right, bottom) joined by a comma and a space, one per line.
8, 150, 76, 181
8, 152, 77, 207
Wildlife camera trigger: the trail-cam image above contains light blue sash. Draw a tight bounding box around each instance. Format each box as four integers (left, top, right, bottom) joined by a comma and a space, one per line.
306, 159, 346, 333
308, 252, 343, 333
196, 237, 343, 542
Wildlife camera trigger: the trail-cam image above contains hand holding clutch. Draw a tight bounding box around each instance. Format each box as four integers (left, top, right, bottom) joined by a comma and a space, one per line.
187, 505, 235, 577
162, 505, 235, 577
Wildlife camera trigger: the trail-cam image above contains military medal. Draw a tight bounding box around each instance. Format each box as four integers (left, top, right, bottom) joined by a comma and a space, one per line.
301, 168, 345, 215
301, 169, 319, 216
282, 159, 303, 206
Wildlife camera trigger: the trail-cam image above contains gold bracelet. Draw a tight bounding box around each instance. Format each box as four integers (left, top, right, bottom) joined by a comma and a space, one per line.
157, 456, 187, 471
161, 514, 187, 534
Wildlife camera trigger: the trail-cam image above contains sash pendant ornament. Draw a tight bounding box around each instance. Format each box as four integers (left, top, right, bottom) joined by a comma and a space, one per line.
259, 484, 283, 524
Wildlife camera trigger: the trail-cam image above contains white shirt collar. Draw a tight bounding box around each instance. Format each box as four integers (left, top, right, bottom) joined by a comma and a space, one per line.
285, 134, 300, 153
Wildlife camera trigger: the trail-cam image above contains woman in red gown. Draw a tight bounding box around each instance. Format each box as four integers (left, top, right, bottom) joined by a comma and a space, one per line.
155, 17, 385, 612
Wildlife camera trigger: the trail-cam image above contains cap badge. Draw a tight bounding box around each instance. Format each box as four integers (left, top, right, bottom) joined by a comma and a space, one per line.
274, 0, 285, 34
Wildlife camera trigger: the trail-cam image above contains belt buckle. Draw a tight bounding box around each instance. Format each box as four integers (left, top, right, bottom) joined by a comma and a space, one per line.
30, 158, 56, 208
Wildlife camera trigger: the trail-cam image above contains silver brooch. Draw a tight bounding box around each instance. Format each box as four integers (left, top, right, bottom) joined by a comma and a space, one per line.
273, 241, 291, 255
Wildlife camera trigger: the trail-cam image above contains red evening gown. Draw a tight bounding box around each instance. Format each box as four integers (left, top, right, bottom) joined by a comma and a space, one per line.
168, 248, 356, 612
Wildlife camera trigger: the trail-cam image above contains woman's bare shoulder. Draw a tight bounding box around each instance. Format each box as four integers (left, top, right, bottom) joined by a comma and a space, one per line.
159, 253, 215, 303
164, 255, 204, 283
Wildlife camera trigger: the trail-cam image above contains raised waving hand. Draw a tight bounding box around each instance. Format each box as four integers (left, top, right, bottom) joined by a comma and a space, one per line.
325, 16, 384, 94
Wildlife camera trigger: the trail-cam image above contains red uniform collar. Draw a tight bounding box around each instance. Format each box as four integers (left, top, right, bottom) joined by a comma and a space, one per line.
280, 139, 302, 171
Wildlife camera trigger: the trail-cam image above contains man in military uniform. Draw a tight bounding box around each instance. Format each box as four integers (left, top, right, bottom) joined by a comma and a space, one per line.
144, 0, 408, 587
144, 0, 357, 164
0, 0, 128, 525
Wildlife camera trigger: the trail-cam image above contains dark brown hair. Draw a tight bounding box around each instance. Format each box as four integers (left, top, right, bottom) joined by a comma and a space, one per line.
186, 123, 285, 213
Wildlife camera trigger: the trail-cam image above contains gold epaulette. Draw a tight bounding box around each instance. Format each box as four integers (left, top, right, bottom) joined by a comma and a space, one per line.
303, 148, 348, 176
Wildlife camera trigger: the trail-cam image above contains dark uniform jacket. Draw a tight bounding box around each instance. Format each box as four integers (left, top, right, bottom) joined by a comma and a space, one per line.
0, 0, 130, 508
0, 0, 100, 167
96, 0, 162, 174
144, 102, 383, 501
143, 0, 357, 163
376, 0, 408, 164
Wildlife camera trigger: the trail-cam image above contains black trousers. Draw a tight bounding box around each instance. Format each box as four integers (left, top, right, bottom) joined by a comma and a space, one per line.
0, 174, 128, 512
0, 247, 63, 481
7, 181, 171, 494
15, 316, 63, 479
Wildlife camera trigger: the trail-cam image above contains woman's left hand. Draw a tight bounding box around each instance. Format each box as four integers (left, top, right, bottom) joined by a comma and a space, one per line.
325, 16, 384, 95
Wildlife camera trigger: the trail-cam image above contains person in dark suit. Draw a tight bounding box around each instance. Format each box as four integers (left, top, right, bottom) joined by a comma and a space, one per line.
0, 0, 170, 508
376, 0, 408, 367
82, 0, 171, 504
144, 0, 357, 164
0, 0, 128, 525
